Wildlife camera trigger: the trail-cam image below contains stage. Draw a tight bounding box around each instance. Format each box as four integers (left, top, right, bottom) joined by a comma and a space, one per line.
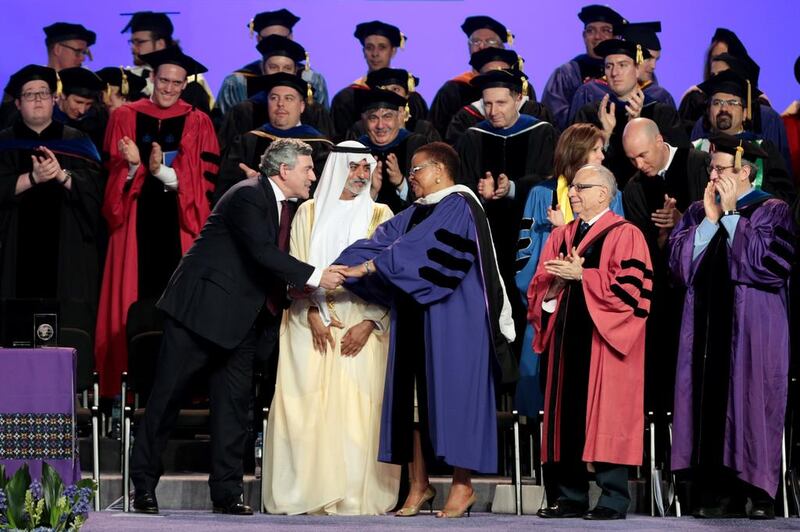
82, 510, 800, 531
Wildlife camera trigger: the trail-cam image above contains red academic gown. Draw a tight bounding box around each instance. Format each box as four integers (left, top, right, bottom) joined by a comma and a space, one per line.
95, 99, 219, 397
528, 211, 652, 466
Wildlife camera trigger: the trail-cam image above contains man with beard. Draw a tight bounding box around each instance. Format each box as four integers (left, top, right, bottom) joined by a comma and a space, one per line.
692, 70, 795, 202
446, 47, 553, 146
216, 9, 329, 114
330, 21, 426, 141
542, 5, 627, 131
572, 39, 687, 188
429, 15, 515, 138
216, 72, 333, 201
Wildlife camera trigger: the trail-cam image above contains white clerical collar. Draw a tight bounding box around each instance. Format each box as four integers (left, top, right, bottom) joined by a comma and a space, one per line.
658, 143, 678, 178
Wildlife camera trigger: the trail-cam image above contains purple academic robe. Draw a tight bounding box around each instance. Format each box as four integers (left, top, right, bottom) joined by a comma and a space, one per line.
668, 194, 794, 496
336, 192, 501, 473
542, 54, 605, 132
567, 79, 676, 125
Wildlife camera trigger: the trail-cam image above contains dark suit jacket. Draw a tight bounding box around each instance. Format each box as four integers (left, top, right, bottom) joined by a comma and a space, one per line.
157, 175, 314, 350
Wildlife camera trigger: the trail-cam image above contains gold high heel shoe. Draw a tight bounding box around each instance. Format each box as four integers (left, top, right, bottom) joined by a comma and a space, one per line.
436, 493, 477, 518
395, 485, 436, 517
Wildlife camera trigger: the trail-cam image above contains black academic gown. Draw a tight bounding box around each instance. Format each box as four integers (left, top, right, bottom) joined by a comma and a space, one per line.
345, 115, 441, 144
216, 123, 333, 203
330, 83, 428, 142
216, 94, 334, 155
623, 147, 711, 417
53, 105, 108, 155
0, 120, 104, 318
446, 99, 554, 147
574, 98, 688, 189
358, 129, 429, 214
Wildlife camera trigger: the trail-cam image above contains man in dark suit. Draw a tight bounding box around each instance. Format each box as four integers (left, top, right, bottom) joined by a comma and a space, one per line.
130, 138, 345, 515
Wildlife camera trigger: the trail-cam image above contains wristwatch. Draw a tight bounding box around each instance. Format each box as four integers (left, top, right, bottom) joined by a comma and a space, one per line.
722, 209, 739, 217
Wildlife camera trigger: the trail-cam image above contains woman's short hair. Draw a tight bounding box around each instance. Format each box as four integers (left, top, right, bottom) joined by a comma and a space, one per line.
413, 142, 459, 180
553, 123, 604, 183
260, 138, 313, 177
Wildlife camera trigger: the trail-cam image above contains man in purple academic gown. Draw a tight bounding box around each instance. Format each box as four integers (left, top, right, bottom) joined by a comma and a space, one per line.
668, 133, 795, 520
334, 143, 517, 512
541, 5, 627, 131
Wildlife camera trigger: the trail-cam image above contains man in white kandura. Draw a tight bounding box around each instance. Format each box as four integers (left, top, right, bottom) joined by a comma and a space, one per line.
263, 140, 400, 515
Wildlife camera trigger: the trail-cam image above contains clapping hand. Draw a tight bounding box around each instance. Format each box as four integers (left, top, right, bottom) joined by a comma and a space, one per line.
715, 173, 737, 212
385, 153, 404, 187
149, 142, 163, 175
598, 94, 617, 141
478, 171, 496, 200
117, 136, 141, 165
371, 161, 383, 199
651, 194, 681, 229
493, 173, 511, 199
543, 247, 585, 281
546, 205, 565, 227
30, 146, 64, 183
625, 88, 645, 119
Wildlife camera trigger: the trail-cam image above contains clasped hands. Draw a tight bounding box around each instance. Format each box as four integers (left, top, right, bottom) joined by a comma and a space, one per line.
292, 263, 367, 295
544, 247, 585, 281
117, 137, 169, 175
30, 146, 69, 184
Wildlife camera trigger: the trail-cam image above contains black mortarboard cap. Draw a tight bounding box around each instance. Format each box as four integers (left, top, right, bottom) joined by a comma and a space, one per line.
710, 53, 760, 87
460, 16, 513, 45
594, 38, 651, 64
44, 22, 96, 46
578, 5, 628, 33
120, 11, 176, 36
795, 56, 800, 85
354, 21, 405, 48
469, 47, 522, 72
6, 64, 58, 97
621, 21, 661, 51
471, 68, 530, 96
95, 67, 147, 97
697, 69, 762, 124
246, 72, 313, 104
138, 46, 207, 75
355, 88, 408, 113
58, 67, 104, 98
255, 35, 307, 65
709, 132, 768, 169
366, 68, 419, 93
711, 28, 748, 60
249, 9, 300, 37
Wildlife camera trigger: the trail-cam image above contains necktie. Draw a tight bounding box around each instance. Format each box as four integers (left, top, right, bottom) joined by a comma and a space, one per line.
574, 221, 590, 246
266, 200, 292, 315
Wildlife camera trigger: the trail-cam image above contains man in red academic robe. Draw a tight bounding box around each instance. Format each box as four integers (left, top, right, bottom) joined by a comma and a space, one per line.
528, 164, 652, 520
95, 47, 219, 397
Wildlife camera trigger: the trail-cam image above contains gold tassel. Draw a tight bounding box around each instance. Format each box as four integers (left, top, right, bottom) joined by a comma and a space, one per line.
120, 67, 129, 96
105, 83, 111, 101
306, 83, 313, 105
507, 30, 514, 45
87, 48, 93, 62
518, 56, 525, 72
305, 52, 310, 72
249, 18, 255, 39
404, 101, 410, 119
746, 79, 752, 121
636, 44, 644, 65
735, 143, 744, 169
56, 72, 62, 97
522, 76, 529, 97
399, 32, 405, 49
407, 72, 416, 93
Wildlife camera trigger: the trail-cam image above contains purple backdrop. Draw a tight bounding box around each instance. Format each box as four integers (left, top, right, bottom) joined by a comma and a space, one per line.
1, 0, 797, 112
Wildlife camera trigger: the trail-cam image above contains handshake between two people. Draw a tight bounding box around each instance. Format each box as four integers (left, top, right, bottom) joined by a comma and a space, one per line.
297, 261, 378, 294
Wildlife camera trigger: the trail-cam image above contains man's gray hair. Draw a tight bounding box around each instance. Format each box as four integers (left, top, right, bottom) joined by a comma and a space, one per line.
259, 138, 313, 177
576, 164, 618, 201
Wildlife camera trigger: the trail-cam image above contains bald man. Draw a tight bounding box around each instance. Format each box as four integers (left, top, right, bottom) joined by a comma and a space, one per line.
621, 117, 710, 428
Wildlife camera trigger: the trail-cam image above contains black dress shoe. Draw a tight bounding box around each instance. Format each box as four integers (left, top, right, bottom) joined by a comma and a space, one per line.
749, 500, 775, 520
132, 491, 159, 514
583, 506, 626, 520
537, 501, 587, 518
212, 501, 254, 515
693, 503, 747, 518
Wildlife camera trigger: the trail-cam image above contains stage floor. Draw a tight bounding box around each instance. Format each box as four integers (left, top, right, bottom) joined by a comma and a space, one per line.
83, 510, 800, 531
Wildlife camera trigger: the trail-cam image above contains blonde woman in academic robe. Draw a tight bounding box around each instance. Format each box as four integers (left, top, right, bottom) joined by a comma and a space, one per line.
263, 140, 399, 515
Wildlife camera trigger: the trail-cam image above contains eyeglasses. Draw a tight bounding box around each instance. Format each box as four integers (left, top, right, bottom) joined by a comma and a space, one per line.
710, 98, 743, 108
19, 90, 53, 102
468, 38, 502, 47
408, 162, 437, 177
707, 164, 735, 174
568, 183, 607, 191
128, 38, 154, 47
58, 42, 90, 58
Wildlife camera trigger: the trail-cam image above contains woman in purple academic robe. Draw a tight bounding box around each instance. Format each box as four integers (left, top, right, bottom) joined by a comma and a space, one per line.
336, 142, 516, 518
668, 136, 795, 519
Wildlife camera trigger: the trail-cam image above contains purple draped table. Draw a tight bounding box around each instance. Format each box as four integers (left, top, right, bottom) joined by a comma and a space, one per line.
0, 347, 80, 484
